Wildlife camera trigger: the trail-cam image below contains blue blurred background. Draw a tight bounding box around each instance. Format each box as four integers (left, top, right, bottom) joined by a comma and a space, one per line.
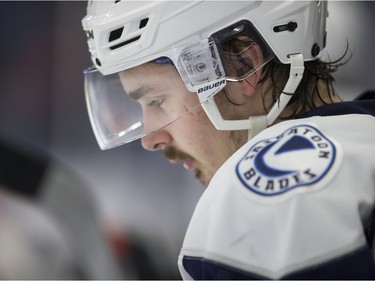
0, 1, 374, 279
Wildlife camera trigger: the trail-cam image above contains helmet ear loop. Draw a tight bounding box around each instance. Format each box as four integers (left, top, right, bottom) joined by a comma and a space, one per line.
223, 86, 245, 106
223, 72, 257, 106
244, 77, 256, 89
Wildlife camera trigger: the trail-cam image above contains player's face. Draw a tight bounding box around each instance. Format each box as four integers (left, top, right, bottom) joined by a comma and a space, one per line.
120, 62, 245, 186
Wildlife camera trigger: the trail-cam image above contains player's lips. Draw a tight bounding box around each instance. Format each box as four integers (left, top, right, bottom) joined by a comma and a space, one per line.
183, 158, 195, 170
168, 158, 195, 170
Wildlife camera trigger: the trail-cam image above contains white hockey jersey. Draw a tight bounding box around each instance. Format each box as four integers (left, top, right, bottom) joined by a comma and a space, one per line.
179, 96, 375, 279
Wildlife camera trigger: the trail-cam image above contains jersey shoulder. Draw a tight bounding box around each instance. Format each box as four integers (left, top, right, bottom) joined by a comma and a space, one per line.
232, 113, 374, 199
179, 112, 375, 280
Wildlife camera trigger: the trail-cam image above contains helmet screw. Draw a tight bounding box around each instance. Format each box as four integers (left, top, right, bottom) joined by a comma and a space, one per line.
311, 43, 320, 57
95, 58, 102, 67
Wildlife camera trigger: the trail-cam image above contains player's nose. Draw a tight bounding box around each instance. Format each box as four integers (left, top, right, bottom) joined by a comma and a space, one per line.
141, 129, 172, 151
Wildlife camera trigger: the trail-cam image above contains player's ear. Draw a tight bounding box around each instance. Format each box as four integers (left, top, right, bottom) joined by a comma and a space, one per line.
224, 41, 264, 104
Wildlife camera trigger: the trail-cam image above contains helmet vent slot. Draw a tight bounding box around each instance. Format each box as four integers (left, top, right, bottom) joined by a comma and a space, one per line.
110, 35, 141, 50
139, 18, 149, 29
109, 27, 124, 42
114, 0, 121, 3
273, 22, 298, 33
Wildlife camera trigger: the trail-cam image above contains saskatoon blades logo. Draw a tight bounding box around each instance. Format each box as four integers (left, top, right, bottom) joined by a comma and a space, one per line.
236, 125, 338, 196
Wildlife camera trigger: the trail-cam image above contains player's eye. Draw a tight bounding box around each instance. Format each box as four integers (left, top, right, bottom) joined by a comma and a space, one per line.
147, 97, 165, 108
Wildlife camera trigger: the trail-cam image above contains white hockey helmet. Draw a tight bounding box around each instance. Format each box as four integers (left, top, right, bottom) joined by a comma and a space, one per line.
83, 0, 327, 150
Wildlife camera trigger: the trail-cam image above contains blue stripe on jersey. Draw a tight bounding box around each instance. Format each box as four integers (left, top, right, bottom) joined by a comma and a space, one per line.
284, 246, 375, 280
182, 246, 375, 280
182, 256, 266, 280
296, 91, 375, 119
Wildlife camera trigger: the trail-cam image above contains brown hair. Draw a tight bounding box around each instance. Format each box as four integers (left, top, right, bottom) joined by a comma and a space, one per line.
260, 48, 351, 118
221, 37, 351, 118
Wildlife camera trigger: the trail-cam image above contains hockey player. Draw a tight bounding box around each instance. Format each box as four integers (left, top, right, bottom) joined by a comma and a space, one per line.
82, 1, 375, 279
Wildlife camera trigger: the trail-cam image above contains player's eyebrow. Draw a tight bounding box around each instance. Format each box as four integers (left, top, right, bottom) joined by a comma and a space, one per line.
127, 86, 152, 101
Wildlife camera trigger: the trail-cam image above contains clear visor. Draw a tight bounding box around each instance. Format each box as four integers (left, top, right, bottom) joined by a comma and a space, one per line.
84, 37, 274, 150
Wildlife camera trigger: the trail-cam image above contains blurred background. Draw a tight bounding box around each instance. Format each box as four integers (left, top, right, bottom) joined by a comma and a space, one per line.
0, 1, 374, 279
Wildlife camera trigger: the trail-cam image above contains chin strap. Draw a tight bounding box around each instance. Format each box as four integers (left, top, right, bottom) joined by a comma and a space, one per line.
247, 53, 305, 139
248, 115, 268, 140
200, 54, 305, 140
266, 54, 305, 126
